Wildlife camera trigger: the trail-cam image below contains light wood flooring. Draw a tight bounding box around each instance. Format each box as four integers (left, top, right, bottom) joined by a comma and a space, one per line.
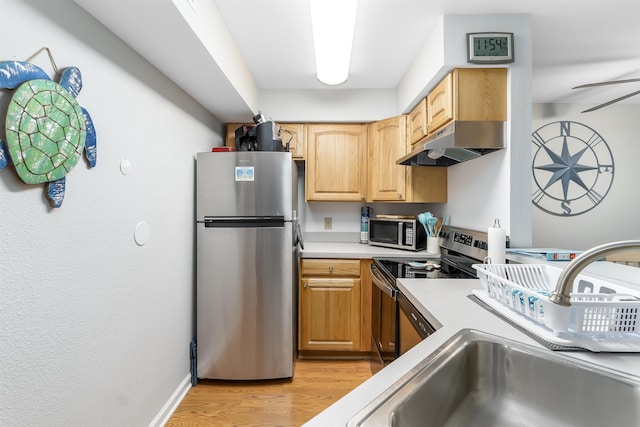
166, 358, 374, 427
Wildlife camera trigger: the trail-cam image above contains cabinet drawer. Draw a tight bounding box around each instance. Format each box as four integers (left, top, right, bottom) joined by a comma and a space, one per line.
300, 259, 361, 277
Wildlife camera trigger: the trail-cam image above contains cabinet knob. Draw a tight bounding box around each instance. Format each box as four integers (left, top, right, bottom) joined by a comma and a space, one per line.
303, 282, 308, 288
329, 266, 334, 273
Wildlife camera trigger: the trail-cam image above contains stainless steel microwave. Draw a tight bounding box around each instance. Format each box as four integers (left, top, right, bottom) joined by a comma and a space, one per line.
368, 218, 426, 251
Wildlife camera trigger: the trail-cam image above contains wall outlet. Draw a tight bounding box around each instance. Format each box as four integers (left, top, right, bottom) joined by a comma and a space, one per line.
324, 217, 332, 230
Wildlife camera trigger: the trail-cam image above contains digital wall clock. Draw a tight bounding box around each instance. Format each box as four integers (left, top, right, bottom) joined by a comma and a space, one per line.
467, 32, 514, 64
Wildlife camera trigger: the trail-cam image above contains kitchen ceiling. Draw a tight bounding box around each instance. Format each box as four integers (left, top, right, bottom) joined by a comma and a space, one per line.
73, 0, 640, 121
214, 0, 640, 107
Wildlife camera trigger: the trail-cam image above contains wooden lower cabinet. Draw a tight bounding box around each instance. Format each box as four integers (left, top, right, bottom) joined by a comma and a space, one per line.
299, 259, 372, 353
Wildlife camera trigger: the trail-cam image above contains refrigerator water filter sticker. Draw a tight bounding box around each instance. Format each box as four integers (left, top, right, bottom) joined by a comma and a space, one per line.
235, 166, 255, 181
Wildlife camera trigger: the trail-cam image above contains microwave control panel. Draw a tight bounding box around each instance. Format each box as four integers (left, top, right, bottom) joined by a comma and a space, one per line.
404, 225, 414, 244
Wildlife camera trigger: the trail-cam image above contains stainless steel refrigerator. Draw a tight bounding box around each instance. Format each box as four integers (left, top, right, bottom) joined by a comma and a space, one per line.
195, 151, 301, 380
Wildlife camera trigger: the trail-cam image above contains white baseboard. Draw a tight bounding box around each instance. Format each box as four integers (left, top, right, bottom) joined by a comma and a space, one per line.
149, 374, 192, 427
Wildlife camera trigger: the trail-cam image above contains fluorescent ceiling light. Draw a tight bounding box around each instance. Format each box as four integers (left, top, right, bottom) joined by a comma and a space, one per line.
309, 0, 358, 86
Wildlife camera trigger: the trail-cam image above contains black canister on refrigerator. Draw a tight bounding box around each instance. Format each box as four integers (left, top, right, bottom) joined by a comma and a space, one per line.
360, 206, 372, 243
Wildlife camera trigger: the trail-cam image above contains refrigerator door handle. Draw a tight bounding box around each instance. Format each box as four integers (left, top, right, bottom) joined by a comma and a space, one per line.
203, 216, 285, 228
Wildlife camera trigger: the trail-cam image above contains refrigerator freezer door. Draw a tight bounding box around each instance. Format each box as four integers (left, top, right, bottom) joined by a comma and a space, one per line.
196, 221, 295, 380
196, 151, 293, 220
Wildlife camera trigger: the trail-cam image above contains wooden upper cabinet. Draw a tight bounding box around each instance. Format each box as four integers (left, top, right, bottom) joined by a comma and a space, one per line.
427, 72, 454, 133
305, 124, 368, 202
225, 122, 305, 160
408, 98, 428, 146
455, 68, 507, 121
368, 116, 407, 202
278, 123, 305, 160
405, 166, 447, 203
427, 68, 507, 135
368, 116, 447, 203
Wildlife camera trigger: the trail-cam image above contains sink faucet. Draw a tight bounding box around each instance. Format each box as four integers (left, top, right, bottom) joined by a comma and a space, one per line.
549, 240, 640, 307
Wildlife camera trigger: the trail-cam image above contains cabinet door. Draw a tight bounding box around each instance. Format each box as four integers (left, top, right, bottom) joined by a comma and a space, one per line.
225, 123, 244, 148
306, 124, 368, 202
427, 72, 453, 134
368, 116, 407, 202
278, 123, 305, 160
408, 98, 428, 145
299, 277, 362, 351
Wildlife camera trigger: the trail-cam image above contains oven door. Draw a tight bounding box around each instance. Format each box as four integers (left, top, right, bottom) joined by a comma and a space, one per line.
398, 292, 436, 356
370, 263, 398, 372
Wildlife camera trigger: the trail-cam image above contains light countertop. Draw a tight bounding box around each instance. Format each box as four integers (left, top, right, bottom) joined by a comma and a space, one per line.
507, 252, 640, 289
303, 254, 640, 426
300, 241, 440, 259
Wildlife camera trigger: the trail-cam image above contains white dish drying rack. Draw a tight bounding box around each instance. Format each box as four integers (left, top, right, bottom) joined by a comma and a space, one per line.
472, 263, 640, 352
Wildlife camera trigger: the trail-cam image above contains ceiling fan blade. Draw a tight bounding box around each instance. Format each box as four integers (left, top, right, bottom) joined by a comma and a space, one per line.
581, 89, 640, 113
573, 78, 640, 89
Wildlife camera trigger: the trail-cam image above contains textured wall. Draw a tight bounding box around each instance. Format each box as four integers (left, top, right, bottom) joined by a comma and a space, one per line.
0, 1, 220, 425
532, 103, 640, 249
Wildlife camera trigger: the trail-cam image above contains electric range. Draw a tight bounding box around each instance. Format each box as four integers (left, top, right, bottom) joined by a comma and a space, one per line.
370, 225, 502, 370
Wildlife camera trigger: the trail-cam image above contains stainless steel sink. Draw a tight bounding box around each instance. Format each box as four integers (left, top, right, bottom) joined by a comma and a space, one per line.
348, 329, 640, 426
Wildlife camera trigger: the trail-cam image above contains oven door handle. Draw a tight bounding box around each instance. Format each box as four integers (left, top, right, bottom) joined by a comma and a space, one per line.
370, 264, 398, 299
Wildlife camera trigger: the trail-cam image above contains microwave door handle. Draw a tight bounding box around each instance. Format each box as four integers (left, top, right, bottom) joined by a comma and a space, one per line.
370, 265, 397, 299
397, 223, 403, 246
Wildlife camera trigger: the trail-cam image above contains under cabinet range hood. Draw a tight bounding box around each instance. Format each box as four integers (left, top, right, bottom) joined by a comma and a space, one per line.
397, 121, 505, 167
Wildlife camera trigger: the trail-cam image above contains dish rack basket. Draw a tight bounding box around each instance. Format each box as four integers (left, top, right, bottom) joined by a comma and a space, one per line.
473, 263, 640, 337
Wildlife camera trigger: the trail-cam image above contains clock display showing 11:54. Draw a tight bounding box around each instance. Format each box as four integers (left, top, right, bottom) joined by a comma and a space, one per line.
467, 32, 514, 64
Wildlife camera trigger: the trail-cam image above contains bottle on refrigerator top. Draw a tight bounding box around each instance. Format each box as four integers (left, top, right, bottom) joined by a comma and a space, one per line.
360, 206, 371, 243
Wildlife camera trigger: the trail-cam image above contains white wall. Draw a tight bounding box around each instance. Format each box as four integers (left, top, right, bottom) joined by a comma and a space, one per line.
302, 201, 446, 234
532, 103, 640, 250
0, 1, 221, 425
439, 15, 532, 247
259, 88, 397, 123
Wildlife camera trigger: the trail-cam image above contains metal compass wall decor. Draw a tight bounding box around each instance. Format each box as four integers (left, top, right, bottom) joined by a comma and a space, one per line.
531, 120, 614, 216
0, 48, 96, 208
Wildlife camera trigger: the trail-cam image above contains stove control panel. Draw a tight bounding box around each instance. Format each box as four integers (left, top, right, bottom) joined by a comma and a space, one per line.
474, 239, 488, 250
440, 225, 492, 261
453, 231, 474, 246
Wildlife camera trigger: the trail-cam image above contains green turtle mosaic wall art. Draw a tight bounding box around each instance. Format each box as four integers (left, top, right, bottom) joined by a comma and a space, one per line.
0, 48, 96, 208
